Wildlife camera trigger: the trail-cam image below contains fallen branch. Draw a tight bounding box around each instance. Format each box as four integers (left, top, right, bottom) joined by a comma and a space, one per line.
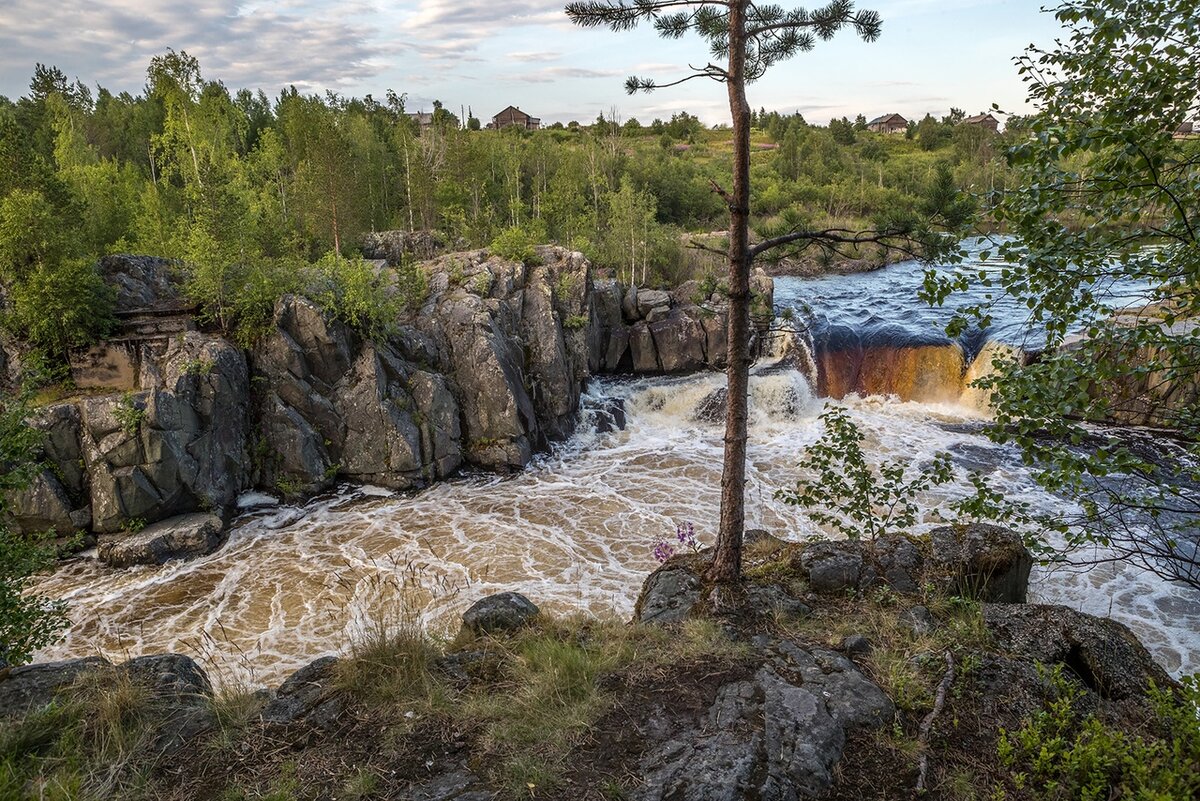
916, 651, 955, 794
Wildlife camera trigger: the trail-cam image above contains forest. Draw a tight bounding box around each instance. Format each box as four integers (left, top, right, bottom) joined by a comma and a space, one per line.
0, 51, 1013, 356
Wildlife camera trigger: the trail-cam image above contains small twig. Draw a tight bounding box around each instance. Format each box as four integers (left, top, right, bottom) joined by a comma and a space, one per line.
916, 651, 955, 794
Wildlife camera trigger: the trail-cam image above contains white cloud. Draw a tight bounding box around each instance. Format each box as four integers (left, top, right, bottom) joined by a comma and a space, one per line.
0, 0, 381, 95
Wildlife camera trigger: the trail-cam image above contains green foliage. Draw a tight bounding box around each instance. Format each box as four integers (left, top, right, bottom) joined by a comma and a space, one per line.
921, 0, 1200, 589
5, 258, 116, 357
776, 404, 954, 540
489, 222, 545, 265
113, 392, 146, 435
996, 666, 1200, 800
0, 382, 68, 668
307, 252, 426, 340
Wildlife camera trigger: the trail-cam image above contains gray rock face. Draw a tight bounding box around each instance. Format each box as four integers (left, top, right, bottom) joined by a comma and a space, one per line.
97, 254, 184, 312
253, 296, 463, 492
461, 592, 540, 634
930, 524, 1033, 603
635, 639, 893, 801
636, 564, 703, 624
361, 230, 444, 264
14, 246, 764, 540
982, 604, 1173, 700
97, 512, 225, 567
261, 656, 344, 729
0, 657, 110, 719
82, 332, 249, 533
5, 403, 89, 534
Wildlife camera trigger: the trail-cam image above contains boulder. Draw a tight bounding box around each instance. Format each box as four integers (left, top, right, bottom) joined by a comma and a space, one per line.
900, 604, 936, 636
982, 604, 1174, 700
97, 255, 184, 312
97, 512, 225, 567
622, 284, 641, 322
636, 289, 672, 320
930, 523, 1032, 603
461, 592, 540, 634
261, 656, 344, 729
636, 639, 893, 800
797, 541, 864, 594
630, 322, 660, 373
651, 311, 709, 373
0, 657, 110, 719
118, 653, 215, 749
635, 563, 703, 624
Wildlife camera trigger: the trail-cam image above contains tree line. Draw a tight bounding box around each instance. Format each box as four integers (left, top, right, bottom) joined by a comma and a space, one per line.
0, 50, 1006, 356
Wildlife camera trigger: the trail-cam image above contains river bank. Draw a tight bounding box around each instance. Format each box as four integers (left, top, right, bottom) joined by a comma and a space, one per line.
4, 530, 1195, 801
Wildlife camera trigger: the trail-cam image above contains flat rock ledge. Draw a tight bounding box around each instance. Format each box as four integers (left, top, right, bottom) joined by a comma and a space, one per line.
96, 512, 225, 567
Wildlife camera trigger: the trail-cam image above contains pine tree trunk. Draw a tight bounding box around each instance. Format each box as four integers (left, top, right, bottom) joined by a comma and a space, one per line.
708, 0, 752, 585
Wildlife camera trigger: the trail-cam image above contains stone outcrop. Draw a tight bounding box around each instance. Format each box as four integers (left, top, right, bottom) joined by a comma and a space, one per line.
591, 267, 773, 375
361, 230, 445, 264
81, 332, 249, 534
7, 247, 768, 563
97, 513, 225, 567
788, 525, 1032, 603
0, 653, 213, 752
636, 639, 894, 801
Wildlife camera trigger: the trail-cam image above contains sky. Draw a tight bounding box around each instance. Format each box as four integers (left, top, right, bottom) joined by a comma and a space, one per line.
0, 1, 1064, 126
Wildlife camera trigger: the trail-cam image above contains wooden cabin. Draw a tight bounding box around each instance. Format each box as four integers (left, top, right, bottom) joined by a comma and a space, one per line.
962, 113, 1000, 133
866, 113, 908, 134
489, 106, 541, 131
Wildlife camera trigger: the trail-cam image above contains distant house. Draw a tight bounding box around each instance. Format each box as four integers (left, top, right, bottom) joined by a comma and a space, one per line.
962, 113, 1000, 133
489, 106, 541, 131
1174, 121, 1197, 139
406, 111, 434, 132
867, 113, 908, 134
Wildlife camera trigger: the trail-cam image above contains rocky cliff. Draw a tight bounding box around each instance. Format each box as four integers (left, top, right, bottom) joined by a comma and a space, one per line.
4, 246, 773, 564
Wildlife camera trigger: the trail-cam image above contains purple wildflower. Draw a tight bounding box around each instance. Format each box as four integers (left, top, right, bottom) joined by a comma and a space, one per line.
653, 541, 676, 563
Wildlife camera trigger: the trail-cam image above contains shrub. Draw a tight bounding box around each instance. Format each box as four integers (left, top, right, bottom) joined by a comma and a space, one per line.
307, 251, 426, 341
489, 221, 546, 265
996, 665, 1200, 800
776, 404, 953, 540
4, 258, 116, 358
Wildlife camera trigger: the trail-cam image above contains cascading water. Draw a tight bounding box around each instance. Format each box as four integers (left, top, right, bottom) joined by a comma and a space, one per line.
32, 248, 1198, 687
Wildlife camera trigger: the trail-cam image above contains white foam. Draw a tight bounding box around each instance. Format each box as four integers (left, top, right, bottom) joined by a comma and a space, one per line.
31, 368, 1199, 687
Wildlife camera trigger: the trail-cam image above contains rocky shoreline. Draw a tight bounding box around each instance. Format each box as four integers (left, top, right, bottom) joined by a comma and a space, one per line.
3, 242, 773, 566
1, 526, 1189, 800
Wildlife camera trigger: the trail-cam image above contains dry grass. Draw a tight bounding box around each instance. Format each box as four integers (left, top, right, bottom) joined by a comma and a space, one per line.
0, 667, 161, 800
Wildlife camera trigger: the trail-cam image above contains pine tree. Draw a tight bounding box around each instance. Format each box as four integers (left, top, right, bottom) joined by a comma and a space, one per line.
565, 1, 884, 582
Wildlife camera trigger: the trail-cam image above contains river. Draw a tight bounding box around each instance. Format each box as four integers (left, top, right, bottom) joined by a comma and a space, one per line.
32, 250, 1199, 687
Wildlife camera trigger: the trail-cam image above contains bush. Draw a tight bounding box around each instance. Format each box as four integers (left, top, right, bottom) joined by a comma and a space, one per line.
489, 221, 546, 265
306, 251, 427, 340
996, 665, 1200, 800
776, 404, 953, 540
4, 258, 116, 358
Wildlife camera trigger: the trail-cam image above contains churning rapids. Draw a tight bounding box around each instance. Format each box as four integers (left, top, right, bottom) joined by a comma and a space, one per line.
33, 249, 1199, 687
